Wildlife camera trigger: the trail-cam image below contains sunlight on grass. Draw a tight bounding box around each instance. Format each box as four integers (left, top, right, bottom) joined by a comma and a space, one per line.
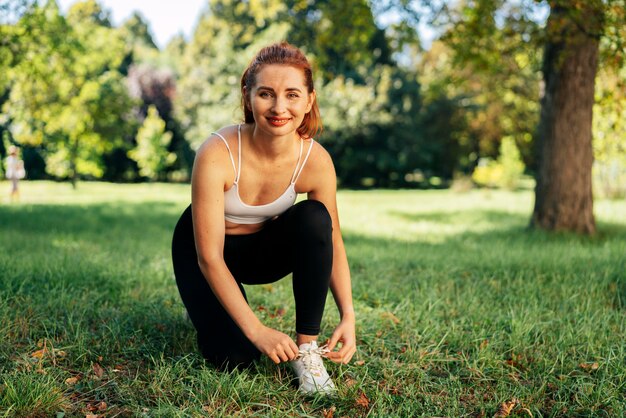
1, 181, 625, 416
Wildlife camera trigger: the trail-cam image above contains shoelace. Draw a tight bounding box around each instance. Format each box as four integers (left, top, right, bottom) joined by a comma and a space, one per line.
296, 344, 330, 374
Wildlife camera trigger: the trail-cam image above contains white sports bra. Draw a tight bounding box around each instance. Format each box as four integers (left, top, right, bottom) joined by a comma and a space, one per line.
212, 124, 315, 225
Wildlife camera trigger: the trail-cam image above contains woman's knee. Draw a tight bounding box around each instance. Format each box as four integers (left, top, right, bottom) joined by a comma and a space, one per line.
289, 200, 332, 239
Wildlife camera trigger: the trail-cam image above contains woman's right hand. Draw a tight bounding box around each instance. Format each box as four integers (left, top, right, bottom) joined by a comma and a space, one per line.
248, 325, 299, 364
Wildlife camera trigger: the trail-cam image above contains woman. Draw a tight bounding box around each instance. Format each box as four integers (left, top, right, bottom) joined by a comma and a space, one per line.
171, 42, 356, 395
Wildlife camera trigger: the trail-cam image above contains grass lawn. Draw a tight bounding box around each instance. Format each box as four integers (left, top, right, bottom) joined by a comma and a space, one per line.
1, 181, 625, 417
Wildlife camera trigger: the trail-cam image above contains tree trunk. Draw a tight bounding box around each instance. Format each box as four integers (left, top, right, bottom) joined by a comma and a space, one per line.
530, 3, 603, 235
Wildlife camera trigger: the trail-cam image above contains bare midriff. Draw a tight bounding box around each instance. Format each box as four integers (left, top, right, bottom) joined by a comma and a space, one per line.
225, 219, 272, 235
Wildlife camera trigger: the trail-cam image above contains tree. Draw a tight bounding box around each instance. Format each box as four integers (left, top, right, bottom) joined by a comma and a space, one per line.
530, 1, 606, 234
119, 11, 157, 49
2, 1, 135, 186
410, 0, 625, 234
129, 105, 175, 181
126, 63, 192, 181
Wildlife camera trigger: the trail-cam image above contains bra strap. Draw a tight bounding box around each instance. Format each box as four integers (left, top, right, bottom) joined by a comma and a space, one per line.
290, 138, 305, 184
292, 140, 315, 185
212, 132, 237, 181
236, 124, 242, 184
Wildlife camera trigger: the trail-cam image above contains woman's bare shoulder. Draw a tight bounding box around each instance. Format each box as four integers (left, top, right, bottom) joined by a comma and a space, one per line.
295, 139, 336, 193
196, 124, 242, 158
305, 139, 334, 171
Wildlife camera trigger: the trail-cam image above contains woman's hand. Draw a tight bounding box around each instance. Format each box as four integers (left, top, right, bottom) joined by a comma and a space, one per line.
248, 325, 299, 364
325, 314, 356, 364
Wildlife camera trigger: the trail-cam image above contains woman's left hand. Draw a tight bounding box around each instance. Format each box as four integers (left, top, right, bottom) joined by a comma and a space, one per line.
325, 314, 356, 364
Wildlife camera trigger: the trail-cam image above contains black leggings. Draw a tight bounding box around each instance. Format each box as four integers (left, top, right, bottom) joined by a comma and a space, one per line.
171, 200, 333, 368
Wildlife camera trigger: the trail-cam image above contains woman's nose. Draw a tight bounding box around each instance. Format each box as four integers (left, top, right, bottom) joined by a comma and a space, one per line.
272, 97, 287, 113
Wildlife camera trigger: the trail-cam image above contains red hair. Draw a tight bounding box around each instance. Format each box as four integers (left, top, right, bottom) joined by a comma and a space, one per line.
241, 42, 322, 139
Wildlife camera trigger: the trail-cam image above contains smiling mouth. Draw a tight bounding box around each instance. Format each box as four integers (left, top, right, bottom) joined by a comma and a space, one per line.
267, 117, 291, 126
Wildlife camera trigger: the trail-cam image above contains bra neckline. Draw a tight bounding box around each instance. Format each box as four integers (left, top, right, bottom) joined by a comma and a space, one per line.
227, 182, 296, 208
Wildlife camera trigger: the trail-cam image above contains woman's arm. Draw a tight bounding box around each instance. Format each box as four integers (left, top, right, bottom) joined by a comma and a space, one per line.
307, 145, 356, 364
192, 134, 299, 363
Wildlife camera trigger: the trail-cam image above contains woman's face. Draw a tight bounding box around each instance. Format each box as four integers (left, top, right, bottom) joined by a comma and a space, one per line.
247, 64, 315, 138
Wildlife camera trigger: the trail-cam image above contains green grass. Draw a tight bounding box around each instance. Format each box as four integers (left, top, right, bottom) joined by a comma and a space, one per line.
1, 181, 625, 417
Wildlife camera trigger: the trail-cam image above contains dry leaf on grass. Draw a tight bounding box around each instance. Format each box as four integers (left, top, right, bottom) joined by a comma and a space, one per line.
92, 363, 105, 379
493, 398, 519, 417
579, 362, 599, 371
86, 401, 107, 413
269, 307, 286, 318
322, 405, 336, 418
31, 348, 46, 359
355, 391, 370, 409
65, 376, 79, 385
355, 360, 365, 366
381, 312, 401, 324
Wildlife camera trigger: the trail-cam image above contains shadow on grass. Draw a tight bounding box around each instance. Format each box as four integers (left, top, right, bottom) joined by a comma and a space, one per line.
0, 201, 196, 363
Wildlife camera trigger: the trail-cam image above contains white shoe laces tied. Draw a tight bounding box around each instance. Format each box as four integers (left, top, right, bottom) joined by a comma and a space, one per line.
296, 343, 330, 374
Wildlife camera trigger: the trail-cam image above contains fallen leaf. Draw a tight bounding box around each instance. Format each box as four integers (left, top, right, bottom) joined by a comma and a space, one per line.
494, 398, 519, 417
579, 362, 599, 371
355, 391, 370, 409
85, 415, 99, 418
322, 405, 336, 418
375, 330, 383, 337
93, 363, 104, 379
345, 377, 357, 387
65, 377, 79, 385
381, 312, 400, 324
480, 339, 489, 350
31, 348, 47, 359
355, 360, 365, 366
257, 305, 267, 312
97, 401, 107, 411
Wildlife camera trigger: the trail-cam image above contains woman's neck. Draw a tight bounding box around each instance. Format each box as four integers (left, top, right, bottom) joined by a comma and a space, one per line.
249, 124, 299, 159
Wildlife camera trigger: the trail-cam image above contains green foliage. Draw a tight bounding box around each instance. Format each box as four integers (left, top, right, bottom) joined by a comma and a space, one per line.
119, 11, 158, 50
2, 1, 135, 183
434, 2, 543, 170
472, 137, 525, 189
593, 65, 626, 198
286, 0, 392, 81
1, 183, 625, 415
129, 106, 176, 181
2, 0, 625, 190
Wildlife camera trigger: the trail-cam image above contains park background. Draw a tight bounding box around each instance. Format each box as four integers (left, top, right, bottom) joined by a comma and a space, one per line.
1, 0, 625, 416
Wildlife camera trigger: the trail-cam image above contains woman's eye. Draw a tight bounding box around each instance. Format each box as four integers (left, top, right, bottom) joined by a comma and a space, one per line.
288, 93, 299, 99
259, 91, 272, 98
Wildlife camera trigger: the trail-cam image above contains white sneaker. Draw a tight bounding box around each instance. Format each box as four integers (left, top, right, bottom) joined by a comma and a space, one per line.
291, 341, 336, 395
